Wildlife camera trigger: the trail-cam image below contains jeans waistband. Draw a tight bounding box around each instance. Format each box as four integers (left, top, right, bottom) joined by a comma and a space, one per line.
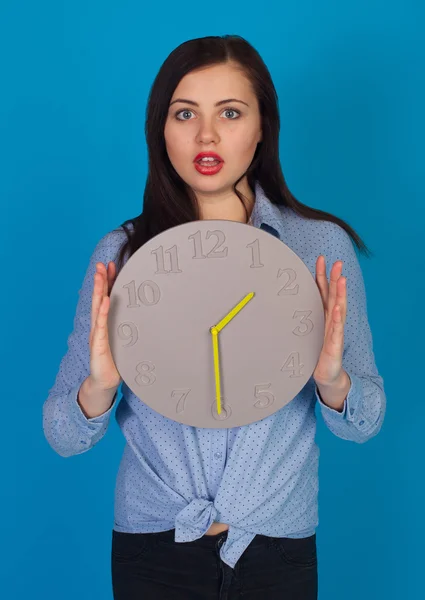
149, 528, 273, 549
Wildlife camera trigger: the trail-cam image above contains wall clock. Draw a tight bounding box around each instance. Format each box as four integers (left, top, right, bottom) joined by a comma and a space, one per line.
108, 220, 325, 428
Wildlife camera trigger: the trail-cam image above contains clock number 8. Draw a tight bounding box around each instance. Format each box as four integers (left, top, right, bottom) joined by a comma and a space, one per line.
135, 361, 156, 386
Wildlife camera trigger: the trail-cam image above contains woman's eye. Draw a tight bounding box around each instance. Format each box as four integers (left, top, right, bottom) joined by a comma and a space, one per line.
175, 108, 241, 121
176, 110, 194, 121
221, 109, 240, 119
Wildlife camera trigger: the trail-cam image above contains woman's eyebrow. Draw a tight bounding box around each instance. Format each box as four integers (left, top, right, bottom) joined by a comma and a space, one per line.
169, 98, 249, 107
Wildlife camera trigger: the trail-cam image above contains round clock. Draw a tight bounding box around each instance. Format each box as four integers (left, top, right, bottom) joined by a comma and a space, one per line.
108, 220, 325, 428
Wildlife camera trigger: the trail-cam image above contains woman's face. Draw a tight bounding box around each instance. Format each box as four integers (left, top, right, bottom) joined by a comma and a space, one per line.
164, 61, 262, 199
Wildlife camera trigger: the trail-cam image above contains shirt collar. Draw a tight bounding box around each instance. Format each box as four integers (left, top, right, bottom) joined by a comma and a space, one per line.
250, 181, 284, 240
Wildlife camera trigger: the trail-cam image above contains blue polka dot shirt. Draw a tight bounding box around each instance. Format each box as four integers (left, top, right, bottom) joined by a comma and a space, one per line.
43, 182, 386, 569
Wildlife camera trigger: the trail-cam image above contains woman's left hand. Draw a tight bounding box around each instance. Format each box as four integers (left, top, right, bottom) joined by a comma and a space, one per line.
313, 256, 347, 386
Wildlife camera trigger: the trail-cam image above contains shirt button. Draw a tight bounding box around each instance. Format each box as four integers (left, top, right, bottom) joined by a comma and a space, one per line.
214, 452, 222, 460
349, 408, 355, 416
359, 420, 365, 426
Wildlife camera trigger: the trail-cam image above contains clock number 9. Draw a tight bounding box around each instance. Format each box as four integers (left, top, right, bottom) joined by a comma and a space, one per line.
117, 321, 138, 347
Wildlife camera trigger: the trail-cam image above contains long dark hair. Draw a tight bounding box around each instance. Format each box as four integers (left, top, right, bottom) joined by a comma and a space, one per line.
113, 34, 371, 273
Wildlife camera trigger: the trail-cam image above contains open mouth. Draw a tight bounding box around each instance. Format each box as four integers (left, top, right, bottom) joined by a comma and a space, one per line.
194, 153, 224, 175
197, 157, 221, 166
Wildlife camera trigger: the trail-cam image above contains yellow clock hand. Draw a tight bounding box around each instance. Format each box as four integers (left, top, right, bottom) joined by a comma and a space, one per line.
214, 292, 255, 333
210, 326, 222, 415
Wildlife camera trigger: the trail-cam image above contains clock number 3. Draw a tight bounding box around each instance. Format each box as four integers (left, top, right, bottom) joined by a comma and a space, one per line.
292, 310, 314, 336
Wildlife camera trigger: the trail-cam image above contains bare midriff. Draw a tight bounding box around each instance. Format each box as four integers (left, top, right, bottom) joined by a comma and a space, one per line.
204, 522, 230, 535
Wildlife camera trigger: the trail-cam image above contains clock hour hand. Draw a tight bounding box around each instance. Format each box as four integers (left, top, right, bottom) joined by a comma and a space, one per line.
214, 292, 255, 333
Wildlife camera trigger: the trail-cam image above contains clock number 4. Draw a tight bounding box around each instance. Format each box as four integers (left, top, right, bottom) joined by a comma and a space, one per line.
281, 352, 304, 377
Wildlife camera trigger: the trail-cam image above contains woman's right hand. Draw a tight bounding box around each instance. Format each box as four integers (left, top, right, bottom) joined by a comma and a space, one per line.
88, 261, 123, 391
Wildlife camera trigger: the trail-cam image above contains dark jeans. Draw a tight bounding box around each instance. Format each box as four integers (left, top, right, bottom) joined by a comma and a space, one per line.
111, 528, 318, 599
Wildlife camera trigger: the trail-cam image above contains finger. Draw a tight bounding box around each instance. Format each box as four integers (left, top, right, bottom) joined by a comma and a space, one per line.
90, 265, 104, 346
328, 261, 343, 314
330, 304, 345, 346
315, 255, 329, 309
93, 294, 110, 350
107, 261, 117, 295
337, 276, 347, 322
101, 262, 108, 297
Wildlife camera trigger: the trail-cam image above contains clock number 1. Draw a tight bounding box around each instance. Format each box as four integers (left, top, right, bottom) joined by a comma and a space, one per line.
246, 239, 264, 268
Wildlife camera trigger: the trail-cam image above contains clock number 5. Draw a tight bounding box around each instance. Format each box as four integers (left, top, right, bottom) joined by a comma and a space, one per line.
254, 384, 275, 409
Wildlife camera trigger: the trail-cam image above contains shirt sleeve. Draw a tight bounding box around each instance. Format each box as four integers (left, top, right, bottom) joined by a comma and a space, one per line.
315, 222, 386, 443
42, 229, 125, 457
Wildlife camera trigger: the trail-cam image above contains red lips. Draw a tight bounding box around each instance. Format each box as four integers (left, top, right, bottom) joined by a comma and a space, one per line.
194, 152, 224, 163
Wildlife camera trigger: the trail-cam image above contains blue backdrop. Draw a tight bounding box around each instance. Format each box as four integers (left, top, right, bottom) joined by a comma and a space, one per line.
1, 1, 423, 598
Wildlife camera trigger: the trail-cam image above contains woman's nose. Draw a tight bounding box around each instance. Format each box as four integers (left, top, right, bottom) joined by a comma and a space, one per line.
195, 118, 220, 144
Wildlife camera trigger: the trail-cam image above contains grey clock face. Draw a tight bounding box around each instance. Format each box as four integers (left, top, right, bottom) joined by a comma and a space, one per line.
108, 220, 325, 428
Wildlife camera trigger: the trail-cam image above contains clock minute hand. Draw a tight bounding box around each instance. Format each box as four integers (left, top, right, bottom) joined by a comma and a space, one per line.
210, 326, 222, 415
214, 292, 255, 333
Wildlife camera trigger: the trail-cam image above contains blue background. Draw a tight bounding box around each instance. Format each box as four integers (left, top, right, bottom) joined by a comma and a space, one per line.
1, 1, 423, 598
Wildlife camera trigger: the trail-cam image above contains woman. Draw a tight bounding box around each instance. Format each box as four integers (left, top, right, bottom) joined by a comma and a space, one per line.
43, 35, 386, 599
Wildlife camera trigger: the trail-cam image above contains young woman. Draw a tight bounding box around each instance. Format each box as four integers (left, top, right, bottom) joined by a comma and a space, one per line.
43, 35, 386, 599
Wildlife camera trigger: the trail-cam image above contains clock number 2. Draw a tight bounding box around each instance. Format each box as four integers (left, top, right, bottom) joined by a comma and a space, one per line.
188, 230, 228, 259
277, 268, 299, 295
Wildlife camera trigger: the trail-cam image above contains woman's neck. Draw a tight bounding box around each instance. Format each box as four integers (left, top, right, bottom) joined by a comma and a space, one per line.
196, 181, 255, 223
